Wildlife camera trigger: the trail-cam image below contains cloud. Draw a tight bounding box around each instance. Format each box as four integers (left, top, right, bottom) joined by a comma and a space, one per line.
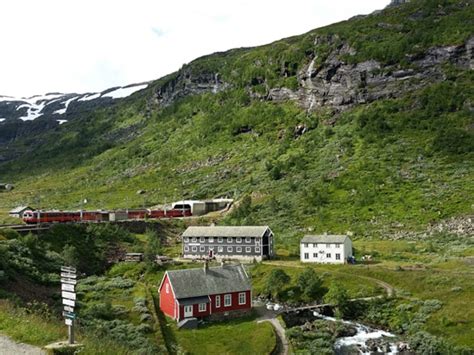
151, 27, 166, 38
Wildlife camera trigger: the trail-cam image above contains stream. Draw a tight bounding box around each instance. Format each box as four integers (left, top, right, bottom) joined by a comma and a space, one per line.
312, 311, 400, 354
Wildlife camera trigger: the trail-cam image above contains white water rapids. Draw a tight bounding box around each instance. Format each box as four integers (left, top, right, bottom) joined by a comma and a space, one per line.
313, 311, 399, 354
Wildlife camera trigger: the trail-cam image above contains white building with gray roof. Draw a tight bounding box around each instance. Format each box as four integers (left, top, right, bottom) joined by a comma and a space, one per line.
300, 235, 352, 264
182, 226, 274, 262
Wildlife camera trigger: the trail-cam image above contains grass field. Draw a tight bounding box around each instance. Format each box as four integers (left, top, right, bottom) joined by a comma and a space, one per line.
173, 315, 276, 355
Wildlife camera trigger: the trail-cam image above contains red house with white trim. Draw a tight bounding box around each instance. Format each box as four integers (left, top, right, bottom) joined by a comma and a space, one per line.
159, 263, 252, 322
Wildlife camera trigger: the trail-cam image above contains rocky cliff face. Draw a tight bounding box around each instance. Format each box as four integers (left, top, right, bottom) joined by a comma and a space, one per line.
270, 35, 474, 114
149, 35, 473, 116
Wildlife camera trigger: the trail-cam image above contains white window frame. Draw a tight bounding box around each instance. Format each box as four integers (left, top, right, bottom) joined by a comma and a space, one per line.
304, 253, 309, 259
236, 237, 242, 243
304, 243, 308, 248
245, 237, 251, 243
313, 253, 317, 258
218, 237, 223, 243
255, 247, 260, 253
192, 237, 197, 242
227, 237, 232, 243
238, 292, 246, 305
200, 246, 205, 252
218, 246, 224, 252
215, 295, 221, 308
227, 246, 233, 252
209, 246, 214, 251
192, 246, 197, 252
236, 246, 242, 252
255, 240, 260, 246
199, 303, 206, 312
245, 247, 251, 253
326, 253, 331, 258
209, 237, 214, 243
184, 246, 189, 252
335, 243, 340, 248
184, 237, 189, 242
326, 243, 331, 248
200, 237, 205, 243
336, 253, 341, 260
165, 283, 170, 294
224, 294, 232, 307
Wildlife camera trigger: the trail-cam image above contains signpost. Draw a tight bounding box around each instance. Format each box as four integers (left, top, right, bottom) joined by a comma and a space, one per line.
61, 266, 77, 345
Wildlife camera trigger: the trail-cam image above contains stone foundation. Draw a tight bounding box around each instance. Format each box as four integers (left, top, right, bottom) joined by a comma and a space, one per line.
207, 308, 251, 322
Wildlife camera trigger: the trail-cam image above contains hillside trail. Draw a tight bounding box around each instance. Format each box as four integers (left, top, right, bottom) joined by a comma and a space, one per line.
0, 334, 45, 355
261, 261, 395, 297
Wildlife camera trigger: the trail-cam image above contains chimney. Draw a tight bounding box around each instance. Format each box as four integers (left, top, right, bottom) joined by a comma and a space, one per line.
204, 260, 209, 273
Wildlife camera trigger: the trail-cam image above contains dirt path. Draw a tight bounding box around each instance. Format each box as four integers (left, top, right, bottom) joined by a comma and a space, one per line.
0, 335, 45, 355
257, 318, 289, 355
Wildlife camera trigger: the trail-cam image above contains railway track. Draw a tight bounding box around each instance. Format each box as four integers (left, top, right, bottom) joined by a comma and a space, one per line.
0, 223, 51, 233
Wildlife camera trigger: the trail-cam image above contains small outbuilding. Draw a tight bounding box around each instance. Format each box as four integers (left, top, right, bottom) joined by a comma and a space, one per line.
159, 263, 252, 322
9, 206, 34, 218
300, 235, 353, 264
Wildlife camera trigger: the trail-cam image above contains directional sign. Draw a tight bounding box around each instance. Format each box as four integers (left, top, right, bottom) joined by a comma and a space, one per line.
61, 278, 77, 285
62, 298, 75, 307
62, 291, 76, 301
61, 266, 76, 273
64, 305, 75, 313
65, 318, 73, 326
61, 283, 75, 292
63, 311, 76, 319
61, 272, 77, 279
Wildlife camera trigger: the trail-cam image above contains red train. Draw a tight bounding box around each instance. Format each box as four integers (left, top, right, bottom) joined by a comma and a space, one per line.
22, 207, 191, 224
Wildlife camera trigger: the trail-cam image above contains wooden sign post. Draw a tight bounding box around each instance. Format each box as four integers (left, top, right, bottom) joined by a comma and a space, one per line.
61, 266, 77, 345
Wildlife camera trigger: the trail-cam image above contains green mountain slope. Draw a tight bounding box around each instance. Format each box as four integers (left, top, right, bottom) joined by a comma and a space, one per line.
1, 0, 473, 249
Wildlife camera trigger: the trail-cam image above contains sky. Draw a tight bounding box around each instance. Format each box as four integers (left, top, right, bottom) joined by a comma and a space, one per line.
0, 0, 390, 97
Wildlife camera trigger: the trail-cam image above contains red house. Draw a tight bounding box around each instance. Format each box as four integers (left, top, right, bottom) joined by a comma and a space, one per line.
159, 263, 252, 322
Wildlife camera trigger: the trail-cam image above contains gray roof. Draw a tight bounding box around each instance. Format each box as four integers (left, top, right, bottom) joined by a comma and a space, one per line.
9, 206, 32, 213
182, 226, 270, 238
301, 235, 350, 244
166, 264, 251, 299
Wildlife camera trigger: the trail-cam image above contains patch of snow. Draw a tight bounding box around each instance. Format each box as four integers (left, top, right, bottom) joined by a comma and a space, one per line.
57, 119, 68, 125
102, 84, 148, 99
0, 118, 5, 122
78, 93, 101, 102
53, 96, 78, 115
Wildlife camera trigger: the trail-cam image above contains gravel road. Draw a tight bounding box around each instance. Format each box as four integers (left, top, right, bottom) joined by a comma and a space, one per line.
0, 335, 45, 355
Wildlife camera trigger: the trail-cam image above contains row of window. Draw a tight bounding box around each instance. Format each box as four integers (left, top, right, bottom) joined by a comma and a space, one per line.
303, 252, 341, 260
302, 243, 341, 248
185, 236, 260, 244
184, 246, 261, 253
197, 292, 246, 312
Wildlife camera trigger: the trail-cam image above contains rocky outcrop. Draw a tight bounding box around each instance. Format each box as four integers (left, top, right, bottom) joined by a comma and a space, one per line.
268, 36, 473, 113
153, 69, 230, 107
